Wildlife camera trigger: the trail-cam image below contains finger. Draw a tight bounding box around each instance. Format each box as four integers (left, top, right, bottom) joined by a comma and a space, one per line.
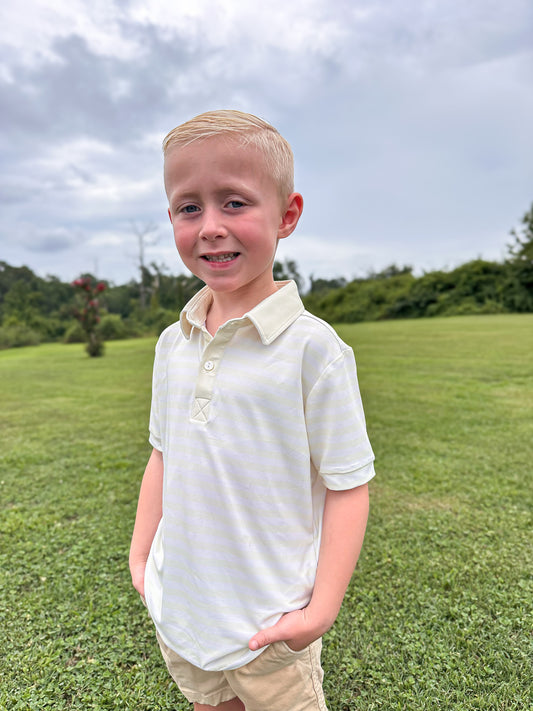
249, 625, 281, 651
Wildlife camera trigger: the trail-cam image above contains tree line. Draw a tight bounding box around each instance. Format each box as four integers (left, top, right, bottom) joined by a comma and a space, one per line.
305, 205, 532, 322
1, 204, 531, 350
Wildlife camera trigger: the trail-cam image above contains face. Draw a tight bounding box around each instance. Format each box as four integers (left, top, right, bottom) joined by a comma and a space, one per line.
165, 136, 302, 309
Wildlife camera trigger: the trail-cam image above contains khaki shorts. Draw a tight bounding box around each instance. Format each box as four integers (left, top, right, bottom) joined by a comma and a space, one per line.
157, 633, 328, 710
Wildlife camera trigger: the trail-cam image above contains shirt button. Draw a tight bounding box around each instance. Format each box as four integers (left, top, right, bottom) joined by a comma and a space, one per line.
204, 360, 215, 371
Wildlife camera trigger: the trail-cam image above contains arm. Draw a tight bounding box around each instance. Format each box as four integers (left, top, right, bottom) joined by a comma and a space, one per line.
249, 483, 369, 651
129, 447, 164, 599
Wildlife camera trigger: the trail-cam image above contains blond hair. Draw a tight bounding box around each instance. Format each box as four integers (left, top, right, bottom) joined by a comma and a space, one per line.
163, 110, 294, 198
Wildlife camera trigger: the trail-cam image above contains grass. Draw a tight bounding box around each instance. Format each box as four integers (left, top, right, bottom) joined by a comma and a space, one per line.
0, 315, 532, 710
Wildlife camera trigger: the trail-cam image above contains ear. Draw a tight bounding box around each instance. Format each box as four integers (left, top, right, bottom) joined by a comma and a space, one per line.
278, 193, 304, 240
168, 208, 173, 224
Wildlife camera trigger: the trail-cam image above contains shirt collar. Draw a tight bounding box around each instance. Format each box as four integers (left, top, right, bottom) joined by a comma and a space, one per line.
180, 280, 304, 345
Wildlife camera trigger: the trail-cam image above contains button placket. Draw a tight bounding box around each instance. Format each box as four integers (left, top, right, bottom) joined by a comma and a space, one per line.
191, 322, 243, 423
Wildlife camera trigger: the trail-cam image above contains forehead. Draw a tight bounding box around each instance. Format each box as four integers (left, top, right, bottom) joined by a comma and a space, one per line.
164, 136, 275, 195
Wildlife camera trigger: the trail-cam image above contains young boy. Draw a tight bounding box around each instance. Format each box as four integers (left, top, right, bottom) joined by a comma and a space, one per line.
129, 110, 375, 711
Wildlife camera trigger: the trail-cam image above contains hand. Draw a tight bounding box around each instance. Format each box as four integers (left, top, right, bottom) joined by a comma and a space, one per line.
248, 607, 331, 653
129, 558, 146, 600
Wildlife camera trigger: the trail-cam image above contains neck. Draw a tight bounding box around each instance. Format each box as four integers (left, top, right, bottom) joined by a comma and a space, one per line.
206, 282, 279, 335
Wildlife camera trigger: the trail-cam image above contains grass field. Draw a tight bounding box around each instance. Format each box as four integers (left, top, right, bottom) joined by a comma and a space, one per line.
1, 314, 531, 710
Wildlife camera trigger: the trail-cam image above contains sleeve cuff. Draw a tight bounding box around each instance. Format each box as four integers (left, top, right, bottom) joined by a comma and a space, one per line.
149, 433, 162, 451
321, 460, 376, 491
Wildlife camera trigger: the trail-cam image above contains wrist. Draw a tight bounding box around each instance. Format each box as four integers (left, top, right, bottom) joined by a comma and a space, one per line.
129, 552, 148, 572
304, 602, 338, 637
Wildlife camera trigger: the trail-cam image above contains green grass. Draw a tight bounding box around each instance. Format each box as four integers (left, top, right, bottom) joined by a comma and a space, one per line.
1, 315, 532, 710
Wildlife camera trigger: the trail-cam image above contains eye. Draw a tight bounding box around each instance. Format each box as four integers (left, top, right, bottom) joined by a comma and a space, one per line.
181, 204, 200, 214
227, 200, 245, 209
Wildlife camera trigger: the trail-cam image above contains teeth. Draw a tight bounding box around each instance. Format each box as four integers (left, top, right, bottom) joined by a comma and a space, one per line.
204, 253, 238, 263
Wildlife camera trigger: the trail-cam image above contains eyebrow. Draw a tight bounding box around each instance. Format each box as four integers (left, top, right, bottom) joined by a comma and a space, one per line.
171, 184, 256, 203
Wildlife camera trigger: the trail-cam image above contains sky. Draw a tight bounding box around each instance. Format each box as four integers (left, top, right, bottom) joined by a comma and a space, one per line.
1, 0, 532, 289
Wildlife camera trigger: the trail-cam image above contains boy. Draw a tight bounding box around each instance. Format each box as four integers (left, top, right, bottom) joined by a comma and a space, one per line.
129, 110, 375, 711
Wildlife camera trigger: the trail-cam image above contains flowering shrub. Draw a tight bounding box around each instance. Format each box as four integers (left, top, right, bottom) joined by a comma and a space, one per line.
71, 277, 107, 357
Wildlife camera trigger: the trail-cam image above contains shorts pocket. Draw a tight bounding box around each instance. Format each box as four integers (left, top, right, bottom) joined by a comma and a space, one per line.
245, 640, 308, 675
278, 640, 308, 656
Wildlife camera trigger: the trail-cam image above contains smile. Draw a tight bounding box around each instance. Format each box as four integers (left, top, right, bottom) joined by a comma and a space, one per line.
202, 253, 239, 263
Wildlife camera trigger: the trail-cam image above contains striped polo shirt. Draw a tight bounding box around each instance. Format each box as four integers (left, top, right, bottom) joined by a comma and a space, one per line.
144, 280, 375, 671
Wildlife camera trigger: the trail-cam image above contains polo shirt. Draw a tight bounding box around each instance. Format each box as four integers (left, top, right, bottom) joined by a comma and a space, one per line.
144, 280, 375, 672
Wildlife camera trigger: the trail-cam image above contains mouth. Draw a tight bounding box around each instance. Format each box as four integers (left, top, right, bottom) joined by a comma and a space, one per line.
201, 252, 240, 263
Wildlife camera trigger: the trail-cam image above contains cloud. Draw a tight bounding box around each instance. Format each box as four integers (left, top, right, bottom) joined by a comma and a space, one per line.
0, 0, 140, 67
18, 226, 80, 253
0, 0, 532, 286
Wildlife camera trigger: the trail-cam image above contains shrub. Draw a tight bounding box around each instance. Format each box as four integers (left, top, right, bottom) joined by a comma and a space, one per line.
63, 321, 86, 343
155, 308, 179, 335
71, 277, 107, 357
140, 308, 179, 335
0, 324, 41, 349
433, 298, 509, 317
97, 314, 128, 340
28, 314, 67, 341
122, 318, 146, 338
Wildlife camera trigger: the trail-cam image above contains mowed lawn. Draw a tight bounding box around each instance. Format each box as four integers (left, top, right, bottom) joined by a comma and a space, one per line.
0, 314, 531, 710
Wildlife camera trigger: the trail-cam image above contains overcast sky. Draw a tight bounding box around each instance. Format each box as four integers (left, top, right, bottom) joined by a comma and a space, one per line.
1, 0, 532, 288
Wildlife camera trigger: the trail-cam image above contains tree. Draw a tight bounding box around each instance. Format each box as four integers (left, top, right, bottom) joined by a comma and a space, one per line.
367, 264, 413, 280
273, 259, 304, 291
2, 280, 42, 324
71, 277, 107, 357
132, 221, 159, 310
506, 203, 533, 311
309, 275, 347, 295
508, 203, 533, 263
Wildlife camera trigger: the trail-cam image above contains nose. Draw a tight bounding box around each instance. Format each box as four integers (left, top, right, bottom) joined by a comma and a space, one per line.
199, 206, 227, 241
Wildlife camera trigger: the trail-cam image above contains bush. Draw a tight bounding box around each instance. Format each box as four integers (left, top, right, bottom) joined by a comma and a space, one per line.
434, 298, 509, 317
96, 313, 128, 340
155, 308, 179, 335
122, 318, 146, 338
71, 276, 106, 358
65, 320, 106, 356
304, 272, 415, 323
86, 335, 105, 357
63, 321, 86, 343
28, 314, 67, 341
140, 307, 179, 335
0, 324, 41, 349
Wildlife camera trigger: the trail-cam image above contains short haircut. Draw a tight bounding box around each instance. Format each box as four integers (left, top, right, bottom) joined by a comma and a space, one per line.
163, 110, 294, 198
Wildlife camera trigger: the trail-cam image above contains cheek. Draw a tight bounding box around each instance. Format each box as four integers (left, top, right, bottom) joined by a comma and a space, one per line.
173, 232, 195, 266
173, 225, 192, 251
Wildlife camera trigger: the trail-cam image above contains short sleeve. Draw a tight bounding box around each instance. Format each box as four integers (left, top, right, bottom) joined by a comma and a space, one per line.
305, 347, 375, 490
148, 340, 163, 452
